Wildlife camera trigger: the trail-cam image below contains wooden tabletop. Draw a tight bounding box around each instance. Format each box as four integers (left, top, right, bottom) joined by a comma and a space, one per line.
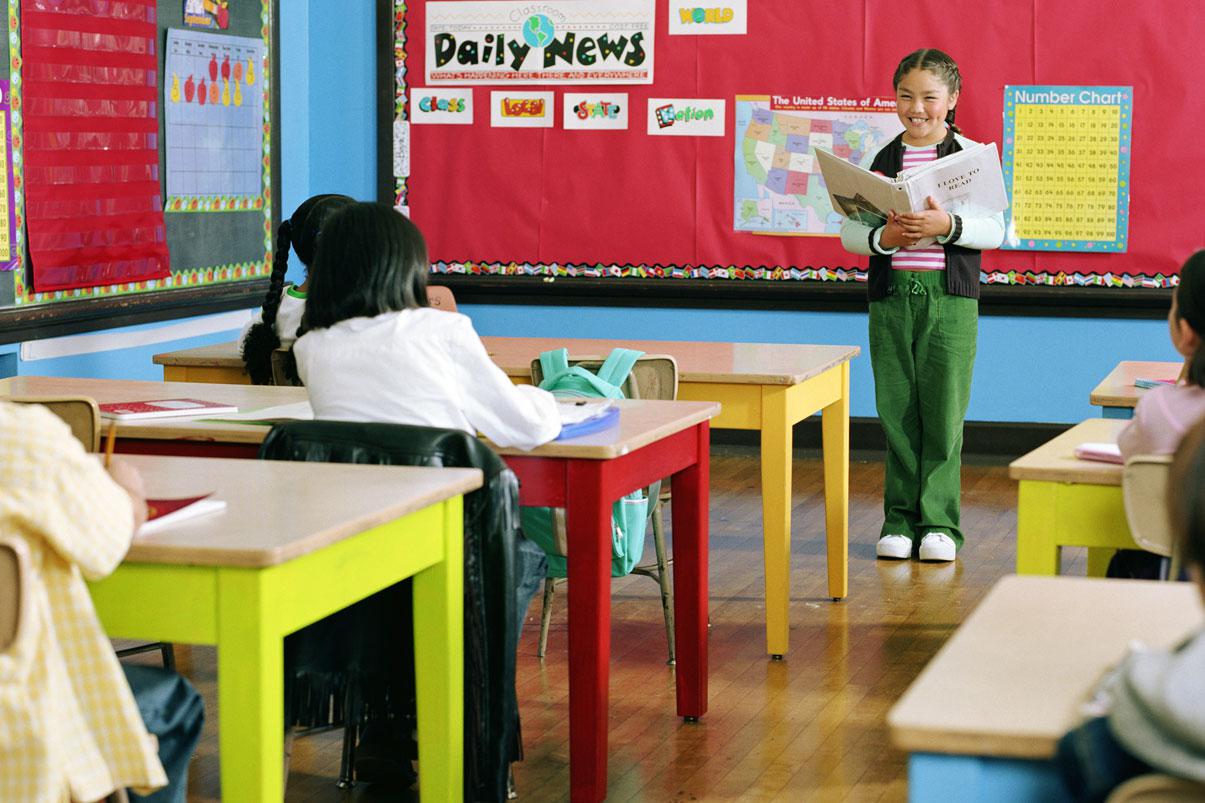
116, 455, 481, 568
483, 336, 859, 386
153, 338, 861, 387
0, 376, 307, 444
889, 575, 1202, 759
153, 341, 245, 369
1008, 418, 1128, 485
490, 399, 720, 459
1090, 360, 1183, 408
2, 376, 717, 458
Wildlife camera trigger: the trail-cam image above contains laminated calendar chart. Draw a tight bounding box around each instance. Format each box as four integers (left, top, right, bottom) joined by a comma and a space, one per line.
1001, 85, 1133, 252
164, 29, 265, 205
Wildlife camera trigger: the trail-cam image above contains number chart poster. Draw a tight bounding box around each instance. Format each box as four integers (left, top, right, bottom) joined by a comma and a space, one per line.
165, 29, 265, 208
1002, 85, 1133, 253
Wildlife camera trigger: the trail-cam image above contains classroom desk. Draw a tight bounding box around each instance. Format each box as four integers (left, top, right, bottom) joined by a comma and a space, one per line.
1089, 360, 1182, 419
10, 375, 716, 803
1009, 418, 1133, 578
888, 575, 1201, 801
154, 337, 858, 658
90, 455, 476, 803
0, 375, 305, 458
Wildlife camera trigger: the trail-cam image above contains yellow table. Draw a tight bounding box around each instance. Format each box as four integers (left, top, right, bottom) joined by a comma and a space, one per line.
889, 575, 1201, 799
1008, 418, 1135, 577
153, 337, 861, 657
1089, 360, 1182, 419
88, 455, 478, 802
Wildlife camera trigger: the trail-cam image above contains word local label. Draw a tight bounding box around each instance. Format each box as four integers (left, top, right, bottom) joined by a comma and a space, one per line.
563, 92, 629, 130
410, 87, 474, 124
668, 0, 747, 35
490, 90, 554, 128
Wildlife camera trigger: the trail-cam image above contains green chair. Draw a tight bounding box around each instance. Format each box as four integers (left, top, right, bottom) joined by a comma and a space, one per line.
529, 354, 680, 664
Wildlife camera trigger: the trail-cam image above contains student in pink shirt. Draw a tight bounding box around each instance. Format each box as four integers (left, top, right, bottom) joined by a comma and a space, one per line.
1118, 251, 1205, 461
1111, 250, 1205, 579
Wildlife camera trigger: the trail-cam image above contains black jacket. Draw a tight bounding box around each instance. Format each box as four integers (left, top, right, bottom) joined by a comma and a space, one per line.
259, 421, 546, 802
865, 130, 983, 301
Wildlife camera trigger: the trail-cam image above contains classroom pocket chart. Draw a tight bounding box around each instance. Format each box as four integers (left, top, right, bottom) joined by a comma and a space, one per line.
1001, 85, 1132, 252
165, 29, 265, 204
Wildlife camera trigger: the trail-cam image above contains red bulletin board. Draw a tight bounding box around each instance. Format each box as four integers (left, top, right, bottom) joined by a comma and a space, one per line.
398, 0, 1205, 289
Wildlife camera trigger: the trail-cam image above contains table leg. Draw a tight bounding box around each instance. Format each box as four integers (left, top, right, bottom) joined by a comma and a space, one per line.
413, 498, 465, 803
1087, 548, 1116, 578
760, 388, 792, 658
672, 421, 709, 719
216, 570, 284, 802
565, 461, 613, 803
821, 363, 850, 601
1016, 482, 1060, 575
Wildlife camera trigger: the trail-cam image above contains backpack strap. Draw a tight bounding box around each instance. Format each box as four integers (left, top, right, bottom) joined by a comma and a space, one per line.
538, 348, 570, 385
595, 348, 644, 391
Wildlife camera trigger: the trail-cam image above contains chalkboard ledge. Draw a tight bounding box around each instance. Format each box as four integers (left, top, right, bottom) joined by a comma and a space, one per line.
0, 280, 267, 344
431, 274, 1171, 319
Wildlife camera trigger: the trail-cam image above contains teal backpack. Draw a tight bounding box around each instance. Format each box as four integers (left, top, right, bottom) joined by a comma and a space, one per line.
521, 347, 651, 578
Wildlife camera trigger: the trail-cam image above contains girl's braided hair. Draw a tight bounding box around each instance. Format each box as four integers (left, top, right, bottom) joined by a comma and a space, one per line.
240, 194, 353, 384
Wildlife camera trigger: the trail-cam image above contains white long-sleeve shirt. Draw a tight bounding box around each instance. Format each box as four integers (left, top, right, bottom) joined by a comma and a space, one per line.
293, 307, 561, 451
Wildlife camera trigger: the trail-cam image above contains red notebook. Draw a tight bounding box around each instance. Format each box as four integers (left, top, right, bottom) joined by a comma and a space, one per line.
139, 493, 227, 536
99, 398, 238, 421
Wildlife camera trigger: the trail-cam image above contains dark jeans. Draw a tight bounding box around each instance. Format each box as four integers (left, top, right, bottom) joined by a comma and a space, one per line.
1056, 716, 1151, 802
122, 665, 205, 803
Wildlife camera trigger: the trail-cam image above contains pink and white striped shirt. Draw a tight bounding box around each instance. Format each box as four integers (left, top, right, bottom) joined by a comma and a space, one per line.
891, 144, 946, 271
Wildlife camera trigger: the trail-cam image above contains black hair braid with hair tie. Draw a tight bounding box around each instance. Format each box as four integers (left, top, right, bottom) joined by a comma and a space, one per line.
240, 219, 293, 384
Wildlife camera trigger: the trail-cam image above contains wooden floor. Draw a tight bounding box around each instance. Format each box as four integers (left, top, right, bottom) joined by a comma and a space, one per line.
151, 444, 1088, 801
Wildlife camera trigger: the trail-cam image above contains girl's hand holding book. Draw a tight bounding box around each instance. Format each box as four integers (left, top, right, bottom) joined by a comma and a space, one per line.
107, 459, 149, 532
896, 196, 953, 239
880, 210, 921, 249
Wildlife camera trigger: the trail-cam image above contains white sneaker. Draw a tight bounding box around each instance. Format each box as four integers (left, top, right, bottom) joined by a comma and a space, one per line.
876, 534, 912, 560
918, 533, 956, 562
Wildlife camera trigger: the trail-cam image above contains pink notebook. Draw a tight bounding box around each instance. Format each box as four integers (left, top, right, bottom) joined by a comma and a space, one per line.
1075, 442, 1123, 464
99, 398, 238, 421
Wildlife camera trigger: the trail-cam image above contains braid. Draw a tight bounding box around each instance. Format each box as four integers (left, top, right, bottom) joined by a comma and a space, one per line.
241, 220, 293, 384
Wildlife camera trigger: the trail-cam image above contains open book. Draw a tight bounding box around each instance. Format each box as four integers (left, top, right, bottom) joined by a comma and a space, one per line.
139, 493, 227, 536
815, 142, 1008, 239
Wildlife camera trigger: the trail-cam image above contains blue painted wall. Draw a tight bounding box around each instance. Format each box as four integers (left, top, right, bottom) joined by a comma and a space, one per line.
5, 2, 1178, 425
461, 304, 1176, 424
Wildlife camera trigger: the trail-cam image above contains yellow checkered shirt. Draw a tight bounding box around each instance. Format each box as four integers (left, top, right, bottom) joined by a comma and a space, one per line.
0, 402, 166, 801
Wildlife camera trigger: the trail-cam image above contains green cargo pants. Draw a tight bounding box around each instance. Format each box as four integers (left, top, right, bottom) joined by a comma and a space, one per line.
868, 269, 977, 549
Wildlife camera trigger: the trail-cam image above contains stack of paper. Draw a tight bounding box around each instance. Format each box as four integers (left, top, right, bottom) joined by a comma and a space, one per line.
1075, 442, 1123, 464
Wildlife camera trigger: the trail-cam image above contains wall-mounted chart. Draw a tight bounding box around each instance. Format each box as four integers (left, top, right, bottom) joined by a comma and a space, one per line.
1002, 85, 1133, 253
165, 28, 264, 205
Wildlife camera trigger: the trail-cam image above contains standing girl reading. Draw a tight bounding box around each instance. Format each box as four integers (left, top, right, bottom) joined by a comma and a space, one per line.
240, 193, 353, 384
839, 49, 1005, 562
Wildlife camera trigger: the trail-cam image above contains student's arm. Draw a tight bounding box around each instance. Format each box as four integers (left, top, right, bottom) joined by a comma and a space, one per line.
3, 405, 135, 579
937, 209, 1006, 251
840, 216, 900, 256
447, 318, 561, 451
